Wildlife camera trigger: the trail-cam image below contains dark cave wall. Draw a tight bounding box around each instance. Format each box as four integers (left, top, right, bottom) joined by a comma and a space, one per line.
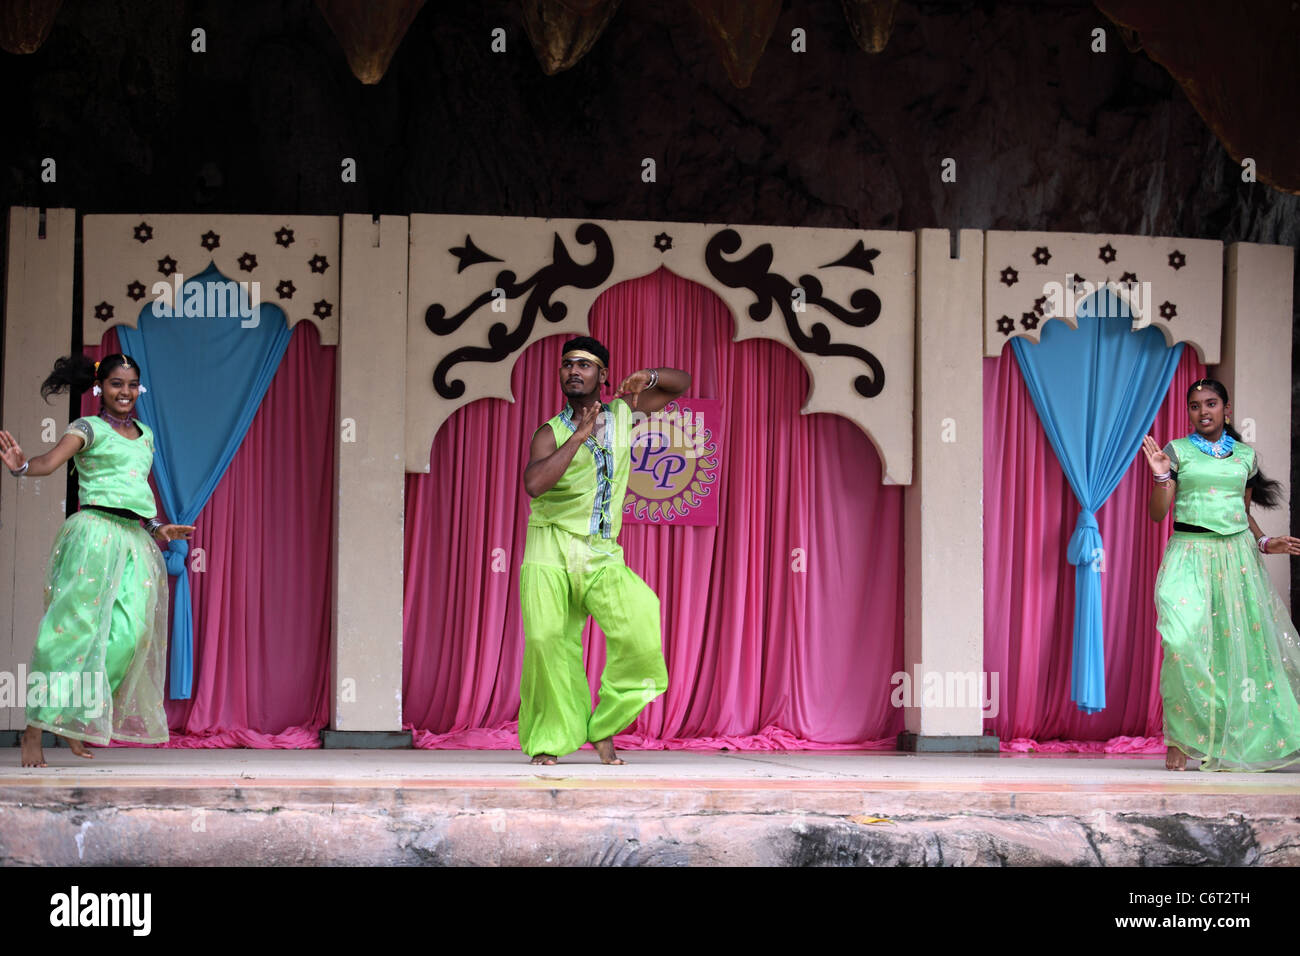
4, 0, 1296, 241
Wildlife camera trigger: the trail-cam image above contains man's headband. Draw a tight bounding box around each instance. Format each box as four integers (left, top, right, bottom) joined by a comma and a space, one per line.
562, 349, 606, 370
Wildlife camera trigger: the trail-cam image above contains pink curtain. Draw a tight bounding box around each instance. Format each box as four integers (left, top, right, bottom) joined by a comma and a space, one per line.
404, 267, 906, 750
983, 344, 1206, 751
86, 323, 334, 747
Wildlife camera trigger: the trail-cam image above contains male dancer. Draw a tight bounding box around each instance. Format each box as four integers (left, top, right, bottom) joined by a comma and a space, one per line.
519, 336, 691, 765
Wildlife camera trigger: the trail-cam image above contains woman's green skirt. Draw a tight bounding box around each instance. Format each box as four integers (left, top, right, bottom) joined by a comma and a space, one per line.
25, 509, 169, 745
1156, 528, 1300, 771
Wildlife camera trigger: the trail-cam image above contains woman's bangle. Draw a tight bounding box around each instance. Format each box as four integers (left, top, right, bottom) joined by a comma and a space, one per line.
1258, 535, 1271, 554
646, 368, 659, 389
144, 517, 164, 537
1152, 471, 1172, 483
9, 461, 29, 477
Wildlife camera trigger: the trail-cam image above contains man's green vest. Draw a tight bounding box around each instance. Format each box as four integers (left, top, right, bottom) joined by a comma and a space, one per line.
528, 399, 632, 539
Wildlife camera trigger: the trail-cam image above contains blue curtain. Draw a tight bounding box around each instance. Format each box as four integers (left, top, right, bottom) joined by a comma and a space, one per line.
1010, 289, 1182, 713
120, 263, 293, 698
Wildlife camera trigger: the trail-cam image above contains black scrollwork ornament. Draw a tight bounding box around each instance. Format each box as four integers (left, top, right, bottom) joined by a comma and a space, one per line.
425, 224, 615, 400
704, 229, 885, 398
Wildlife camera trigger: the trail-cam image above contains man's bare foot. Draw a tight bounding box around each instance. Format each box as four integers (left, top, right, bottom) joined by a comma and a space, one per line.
591, 737, 625, 765
530, 753, 557, 766
20, 726, 45, 767
1165, 746, 1187, 771
64, 736, 94, 759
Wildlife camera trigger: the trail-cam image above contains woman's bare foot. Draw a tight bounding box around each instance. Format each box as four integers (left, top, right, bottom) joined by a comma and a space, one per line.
20, 726, 45, 767
64, 736, 94, 759
591, 737, 625, 765
530, 753, 557, 766
1165, 746, 1187, 771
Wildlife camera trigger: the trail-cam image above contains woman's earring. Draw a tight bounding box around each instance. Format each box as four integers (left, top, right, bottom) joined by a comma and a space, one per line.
1226, 416, 1231, 425
92, 385, 101, 396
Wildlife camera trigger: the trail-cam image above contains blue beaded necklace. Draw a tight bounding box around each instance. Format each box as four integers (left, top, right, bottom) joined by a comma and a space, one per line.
1188, 429, 1234, 458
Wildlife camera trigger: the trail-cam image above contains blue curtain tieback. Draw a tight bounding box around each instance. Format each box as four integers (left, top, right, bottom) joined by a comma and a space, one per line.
1065, 510, 1102, 568
163, 539, 189, 576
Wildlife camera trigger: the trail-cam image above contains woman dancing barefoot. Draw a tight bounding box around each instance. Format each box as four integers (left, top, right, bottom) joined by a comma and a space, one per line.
1142, 378, 1300, 771
1, 354, 192, 767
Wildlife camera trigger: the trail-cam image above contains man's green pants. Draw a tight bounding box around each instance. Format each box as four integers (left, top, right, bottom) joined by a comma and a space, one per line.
518, 524, 667, 757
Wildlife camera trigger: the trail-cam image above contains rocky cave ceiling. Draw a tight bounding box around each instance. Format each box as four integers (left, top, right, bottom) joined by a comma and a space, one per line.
1, 0, 1296, 194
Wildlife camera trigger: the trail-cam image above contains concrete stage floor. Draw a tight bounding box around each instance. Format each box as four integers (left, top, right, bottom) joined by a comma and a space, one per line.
2, 749, 1298, 866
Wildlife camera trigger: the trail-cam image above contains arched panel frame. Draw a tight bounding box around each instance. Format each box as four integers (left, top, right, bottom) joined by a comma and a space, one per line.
983, 230, 1222, 363
82, 214, 340, 344
405, 215, 915, 484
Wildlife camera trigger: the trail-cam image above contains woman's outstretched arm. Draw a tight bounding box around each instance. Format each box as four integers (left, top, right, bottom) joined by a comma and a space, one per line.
0, 430, 83, 477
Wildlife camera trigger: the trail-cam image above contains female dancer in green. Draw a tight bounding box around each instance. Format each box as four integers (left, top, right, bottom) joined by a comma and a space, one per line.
1142, 378, 1300, 770
1, 354, 192, 767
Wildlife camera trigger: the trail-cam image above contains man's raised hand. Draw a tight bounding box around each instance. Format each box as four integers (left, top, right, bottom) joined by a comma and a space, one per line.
573, 402, 600, 443
613, 371, 652, 410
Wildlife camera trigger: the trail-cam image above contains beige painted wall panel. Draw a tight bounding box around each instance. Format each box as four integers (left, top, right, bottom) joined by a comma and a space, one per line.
0, 207, 76, 730
1218, 242, 1294, 612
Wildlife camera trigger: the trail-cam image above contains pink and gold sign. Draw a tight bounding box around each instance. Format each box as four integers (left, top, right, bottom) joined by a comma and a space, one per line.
623, 399, 721, 526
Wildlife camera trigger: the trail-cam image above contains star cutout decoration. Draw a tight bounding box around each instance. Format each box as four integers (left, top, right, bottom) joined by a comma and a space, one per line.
999, 266, 1018, 287
1168, 250, 1186, 270
126, 280, 146, 301
94, 301, 114, 322
1031, 246, 1051, 266
133, 222, 153, 243
1020, 312, 1039, 331
1033, 294, 1049, 316
1119, 271, 1138, 285
274, 226, 295, 248
200, 230, 220, 251
996, 315, 1015, 336
313, 300, 333, 319
1071, 273, 1087, 292
157, 255, 178, 277
1159, 301, 1177, 320
653, 232, 673, 253
276, 279, 295, 300
1098, 243, 1117, 264
237, 252, 258, 272
309, 254, 329, 274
